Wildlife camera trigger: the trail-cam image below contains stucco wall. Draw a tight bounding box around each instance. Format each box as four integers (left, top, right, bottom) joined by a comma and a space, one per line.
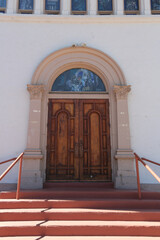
0, 15, 160, 184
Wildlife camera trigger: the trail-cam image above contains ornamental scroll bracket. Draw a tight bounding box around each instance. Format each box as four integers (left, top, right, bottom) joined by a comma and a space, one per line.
27, 84, 46, 99
113, 85, 131, 99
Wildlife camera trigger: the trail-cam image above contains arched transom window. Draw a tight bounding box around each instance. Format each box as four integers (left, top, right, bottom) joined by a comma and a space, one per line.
51, 68, 106, 92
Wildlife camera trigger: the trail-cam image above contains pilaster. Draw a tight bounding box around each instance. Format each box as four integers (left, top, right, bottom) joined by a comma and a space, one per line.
115, 0, 124, 15
114, 85, 136, 189
88, 0, 97, 15
61, 0, 71, 15
34, 0, 44, 14
22, 85, 45, 189
6, 0, 14, 14
13, 0, 18, 13
143, 0, 151, 15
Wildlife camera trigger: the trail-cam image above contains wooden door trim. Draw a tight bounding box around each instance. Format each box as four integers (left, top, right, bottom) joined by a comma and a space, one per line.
48, 93, 109, 99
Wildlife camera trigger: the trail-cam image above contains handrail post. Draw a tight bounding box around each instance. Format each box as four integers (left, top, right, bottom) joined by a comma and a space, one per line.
16, 154, 23, 200
135, 153, 142, 200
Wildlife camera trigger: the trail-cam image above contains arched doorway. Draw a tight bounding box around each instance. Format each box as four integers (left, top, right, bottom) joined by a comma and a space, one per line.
46, 68, 111, 181
23, 46, 136, 189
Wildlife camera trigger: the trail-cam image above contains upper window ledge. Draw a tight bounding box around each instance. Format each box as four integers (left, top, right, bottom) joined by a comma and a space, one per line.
0, 14, 160, 24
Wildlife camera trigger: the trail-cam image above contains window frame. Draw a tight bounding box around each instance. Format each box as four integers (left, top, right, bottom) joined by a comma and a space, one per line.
44, 0, 60, 15
151, 0, 160, 14
18, 0, 34, 14
71, 0, 87, 15
97, 0, 113, 15
0, 0, 7, 13
124, 0, 140, 15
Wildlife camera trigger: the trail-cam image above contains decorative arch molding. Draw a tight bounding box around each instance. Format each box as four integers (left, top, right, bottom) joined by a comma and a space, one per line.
31, 46, 126, 91
23, 46, 136, 190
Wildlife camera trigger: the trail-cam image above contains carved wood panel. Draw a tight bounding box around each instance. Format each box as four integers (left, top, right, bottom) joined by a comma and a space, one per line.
79, 99, 111, 180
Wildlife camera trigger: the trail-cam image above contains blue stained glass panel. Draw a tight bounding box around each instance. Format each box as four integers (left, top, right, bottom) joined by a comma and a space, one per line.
124, 0, 139, 11
151, 0, 160, 10
45, 0, 60, 11
0, 0, 6, 8
98, 0, 112, 11
19, 0, 33, 10
72, 0, 86, 12
52, 68, 106, 92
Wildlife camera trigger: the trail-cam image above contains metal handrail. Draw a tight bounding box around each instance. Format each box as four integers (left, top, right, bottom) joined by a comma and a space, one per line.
0, 153, 24, 200
134, 153, 160, 199
0, 158, 17, 165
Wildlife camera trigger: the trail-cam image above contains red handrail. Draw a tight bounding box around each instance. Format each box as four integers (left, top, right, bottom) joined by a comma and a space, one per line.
135, 153, 141, 199
134, 153, 160, 199
0, 158, 17, 165
141, 158, 160, 167
0, 153, 24, 200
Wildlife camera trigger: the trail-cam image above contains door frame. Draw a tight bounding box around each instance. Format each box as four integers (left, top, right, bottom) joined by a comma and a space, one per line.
23, 46, 136, 189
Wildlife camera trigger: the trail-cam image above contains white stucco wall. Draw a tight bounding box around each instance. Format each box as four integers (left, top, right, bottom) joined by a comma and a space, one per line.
0, 15, 160, 184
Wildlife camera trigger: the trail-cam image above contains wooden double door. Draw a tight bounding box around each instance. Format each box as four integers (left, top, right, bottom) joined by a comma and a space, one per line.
46, 99, 111, 181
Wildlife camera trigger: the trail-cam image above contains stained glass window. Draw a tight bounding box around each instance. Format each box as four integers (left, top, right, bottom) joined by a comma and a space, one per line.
72, 0, 86, 13
45, 0, 60, 12
151, 0, 160, 13
0, 0, 6, 8
51, 69, 106, 92
98, 0, 113, 13
0, 0, 6, 12
19, 0, 33, 12
124, 0, 139, 13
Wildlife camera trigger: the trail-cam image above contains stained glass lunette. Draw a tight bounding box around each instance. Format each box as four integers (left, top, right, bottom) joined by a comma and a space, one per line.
51, 68, 106, 92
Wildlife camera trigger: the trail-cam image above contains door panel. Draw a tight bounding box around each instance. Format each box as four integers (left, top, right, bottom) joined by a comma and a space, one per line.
90, 112, 101, 167
79, 100, 111, 180
47, 100, 77, 180
46, 99, 111, 181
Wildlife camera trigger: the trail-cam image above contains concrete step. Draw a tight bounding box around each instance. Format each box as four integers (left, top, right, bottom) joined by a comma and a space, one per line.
0, 199, 160, 210
1, 208, 160, 221
1, 190, 160, 200
0, 220, 160, 236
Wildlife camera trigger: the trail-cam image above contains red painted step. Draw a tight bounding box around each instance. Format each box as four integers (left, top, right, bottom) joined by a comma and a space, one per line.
1, 186, 160, 238
1, 189, 160, 200
2, 238, 160, 240
43, 182, 114, 189
0, 220, 160, 237
0, 208, 160, 221
0, 199, 160, 210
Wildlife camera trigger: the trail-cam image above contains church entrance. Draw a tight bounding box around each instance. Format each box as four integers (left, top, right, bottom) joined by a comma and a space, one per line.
24, 47, 134, 189
46, 99, 111, 181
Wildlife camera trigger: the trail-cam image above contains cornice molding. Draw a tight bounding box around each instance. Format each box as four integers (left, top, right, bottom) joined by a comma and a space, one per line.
0, 14, 160, 24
